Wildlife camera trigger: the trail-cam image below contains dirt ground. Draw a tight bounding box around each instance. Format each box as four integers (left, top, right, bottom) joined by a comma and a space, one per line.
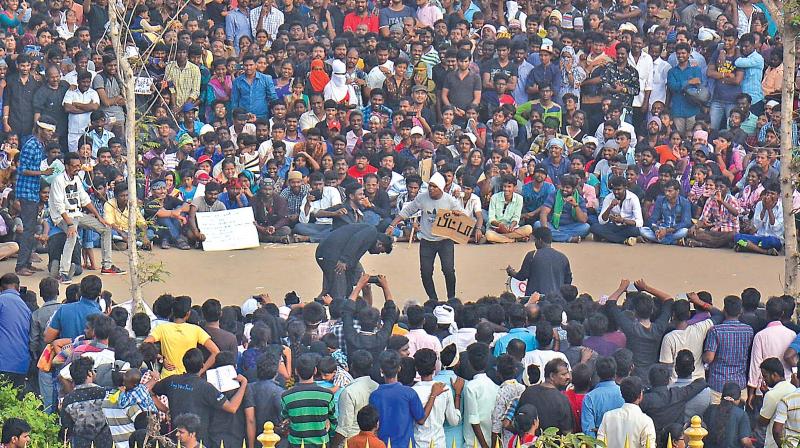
5, 240, 786, 308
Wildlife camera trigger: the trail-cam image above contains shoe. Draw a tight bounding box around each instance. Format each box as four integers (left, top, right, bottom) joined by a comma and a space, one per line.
176, 240, 191, 250
141, 242, 153, 251
767, 248, 780, 256
161, 239, 171, 249
278, 235, 294, 244
293, 235, 311, 243
101, 265, 127, 275
624, 237, 638, 246
57, 274, 73, 285
568, 236, 582, 243
30, 253, 43, 263
15, 267, 34, 276
27, 264, 44, 272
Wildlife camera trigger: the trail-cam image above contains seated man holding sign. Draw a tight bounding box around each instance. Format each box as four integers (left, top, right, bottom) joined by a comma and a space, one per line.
486, 174, 533, 243
385, 172, 467, 301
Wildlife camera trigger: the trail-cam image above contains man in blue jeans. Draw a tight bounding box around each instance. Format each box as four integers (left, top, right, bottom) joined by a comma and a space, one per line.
536, 174, 591, 243
143, 179, 193, 250
640, 180, 692, 245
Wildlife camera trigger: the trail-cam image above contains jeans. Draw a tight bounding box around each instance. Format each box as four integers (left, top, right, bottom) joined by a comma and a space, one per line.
419, 238, 456, 300
156, 216, 183, 243
709, 100, 736, 131
673, 116, 696, 136
640, 226, 689, 245
58, 215, 113, 275
536, 221, 591, 242
16, 199, 39, 270
590, 223, 641, 243
38, 370, 56, 414
734, 233, 783, 250
317, 258, 364, 300
293, 222, 332, 242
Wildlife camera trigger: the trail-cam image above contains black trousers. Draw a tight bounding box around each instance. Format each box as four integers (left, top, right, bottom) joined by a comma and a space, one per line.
316, 258, 364, 301
419, 238, 456, 301
15, 199, 39, 270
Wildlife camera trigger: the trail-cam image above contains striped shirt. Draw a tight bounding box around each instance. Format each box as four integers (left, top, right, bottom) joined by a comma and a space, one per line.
15, 135, 45, 201
280, 382, 337, 447
704, 319, 754, 392
773, 389, 800, 445
101, 392, 143, 448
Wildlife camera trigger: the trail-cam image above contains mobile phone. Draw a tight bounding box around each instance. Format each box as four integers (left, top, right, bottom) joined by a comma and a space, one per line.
367, 275, 381, 284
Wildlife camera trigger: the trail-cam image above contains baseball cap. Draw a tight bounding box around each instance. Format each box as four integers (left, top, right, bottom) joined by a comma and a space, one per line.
197, 155, 212, 165
410, 126, 424, 136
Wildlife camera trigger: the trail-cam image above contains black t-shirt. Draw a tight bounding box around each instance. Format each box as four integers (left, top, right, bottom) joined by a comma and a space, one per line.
518, 385, 573, 434
144, 195, 184, 219
206, 2, 226, 28
480, 59, 519, 84
152, 373, 227, 443
209, 381, 255, 448
33, 82, 69, 136
85, 5, 109, 41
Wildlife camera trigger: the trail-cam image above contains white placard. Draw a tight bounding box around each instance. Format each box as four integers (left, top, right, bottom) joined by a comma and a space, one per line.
134, 77, 153, 95
195, 208, 260, 251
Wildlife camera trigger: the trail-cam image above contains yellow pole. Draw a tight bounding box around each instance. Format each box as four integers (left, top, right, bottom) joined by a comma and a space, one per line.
684, 415, 708, 447
623, 435, 629, 448
257, 422, 282, 448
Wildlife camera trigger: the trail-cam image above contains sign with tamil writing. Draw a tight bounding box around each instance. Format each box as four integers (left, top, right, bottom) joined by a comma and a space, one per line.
195, 208, 260, 251
431, 209, 476, 244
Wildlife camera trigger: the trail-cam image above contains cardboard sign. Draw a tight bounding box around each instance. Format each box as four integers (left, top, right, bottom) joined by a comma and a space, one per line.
134, 77, 153, 95
431, 209, 476, 244
195, 207, 260, 251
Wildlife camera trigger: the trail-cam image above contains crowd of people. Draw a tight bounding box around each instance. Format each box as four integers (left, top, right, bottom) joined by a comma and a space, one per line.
0, 0, 797, 444
0, 0, 794, 290
2, 256, 800, 448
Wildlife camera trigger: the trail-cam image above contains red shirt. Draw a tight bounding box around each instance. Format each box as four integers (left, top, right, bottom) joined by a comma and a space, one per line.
347, 164, 378, 183
564, 389, 586, 433
343, 12, 379, 33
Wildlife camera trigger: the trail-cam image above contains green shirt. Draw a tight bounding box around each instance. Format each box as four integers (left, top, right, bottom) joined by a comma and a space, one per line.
489, 191, 524, 225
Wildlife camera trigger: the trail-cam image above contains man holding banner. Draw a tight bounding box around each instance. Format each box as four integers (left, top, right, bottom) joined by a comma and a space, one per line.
385, 173, 468, 301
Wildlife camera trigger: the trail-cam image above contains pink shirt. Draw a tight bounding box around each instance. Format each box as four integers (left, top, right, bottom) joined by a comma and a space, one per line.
748, 321, 796, 389
406, 328, 443, 357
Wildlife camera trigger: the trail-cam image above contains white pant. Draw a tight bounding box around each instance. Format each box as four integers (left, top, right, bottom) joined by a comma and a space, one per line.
57, 215, 112, 275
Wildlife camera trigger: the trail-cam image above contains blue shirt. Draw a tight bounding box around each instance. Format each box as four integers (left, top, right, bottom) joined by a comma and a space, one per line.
15, 135, 45, 202
0, 289, 31, 374
580, 380, 624, 437
369, 382, 425, 448
648, 195, 692, 230
433, 369, 464, 448
526, 62, 562, 103
735, 51, 765, 104
219, 192, 250, 209
541, 156, 571, 185
667, 64, 703, 118
47, 297, 102, 340
493, 327, 538, 357
225, 9, 252, 53
521, 181, 555, 214
231, 72, 276, 119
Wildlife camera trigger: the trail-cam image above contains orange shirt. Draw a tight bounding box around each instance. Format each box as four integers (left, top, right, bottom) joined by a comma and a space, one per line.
348, 432, 386, 448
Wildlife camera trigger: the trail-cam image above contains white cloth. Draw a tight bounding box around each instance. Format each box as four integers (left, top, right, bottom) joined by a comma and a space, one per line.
413, 380, 461, 448
324, 60, 353, 105
299, 186, 343, 224
649, 57, 672, 108
594, 120, 637, 148
659, 318, 714, 381
442, 328, 477, 352
49, 172, 92, 224
63, 87, 100, 135
462, 373, 499, 448
366, 61, 393, 89
597, 403, 656, 448
521, 350, 570, 384
629, 52, 653, 108
598, 191, 644, 227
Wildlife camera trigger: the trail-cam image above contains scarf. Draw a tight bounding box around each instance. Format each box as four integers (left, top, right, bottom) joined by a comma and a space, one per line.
552, 189, 580, 229
324, 59, 350, 104
309, 59, 330, 93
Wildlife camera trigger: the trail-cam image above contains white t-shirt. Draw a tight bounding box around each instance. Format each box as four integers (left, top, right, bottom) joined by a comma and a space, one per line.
63, 87, 100, 135
522, 349, 570, 384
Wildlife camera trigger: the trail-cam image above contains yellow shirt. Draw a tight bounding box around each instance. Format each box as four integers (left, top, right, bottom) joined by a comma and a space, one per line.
104, 198, 146, 231
150, 322, 211, 377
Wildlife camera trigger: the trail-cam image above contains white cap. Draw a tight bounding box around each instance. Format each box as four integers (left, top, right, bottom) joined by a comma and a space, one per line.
410, 126, 424, 136
200, 124, 215, 136
241, 298, 259, 317
429, 172, 446, 190
582, 136, 600, 147
766, 100, 780, 108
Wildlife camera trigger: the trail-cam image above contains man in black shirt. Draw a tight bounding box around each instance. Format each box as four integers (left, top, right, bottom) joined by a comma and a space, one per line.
151, 348, 249, 446
518, 358, 574, 434
3, 55, 41, 138
33, 66, 69, 149
506, 226, 572, 297
314, 223, 393, 300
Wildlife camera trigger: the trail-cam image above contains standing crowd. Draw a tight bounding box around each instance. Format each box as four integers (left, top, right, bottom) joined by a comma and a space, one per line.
4, 260, 800, 448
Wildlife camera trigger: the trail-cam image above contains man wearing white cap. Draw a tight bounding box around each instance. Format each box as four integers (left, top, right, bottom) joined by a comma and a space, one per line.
385, 172, 465, 301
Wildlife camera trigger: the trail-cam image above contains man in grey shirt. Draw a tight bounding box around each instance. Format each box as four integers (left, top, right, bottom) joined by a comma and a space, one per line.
386, 172, 465, 300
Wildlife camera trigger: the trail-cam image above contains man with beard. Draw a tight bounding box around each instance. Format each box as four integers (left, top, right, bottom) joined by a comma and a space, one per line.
252, 178, 292, 243
315, 223, 393, 300
343, 0, 378, 33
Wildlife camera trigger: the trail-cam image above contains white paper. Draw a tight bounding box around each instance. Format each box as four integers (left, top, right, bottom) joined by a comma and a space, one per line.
195, 207, 260, 251
206, 365, 239, 392
134, 77, 153, 95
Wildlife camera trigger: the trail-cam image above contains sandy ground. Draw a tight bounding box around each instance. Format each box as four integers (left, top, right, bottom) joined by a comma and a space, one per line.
4, 240, 786, 307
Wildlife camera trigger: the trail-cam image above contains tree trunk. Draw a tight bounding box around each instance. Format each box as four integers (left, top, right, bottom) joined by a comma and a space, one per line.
780, 24, 799, 297
108, 2, 144, 310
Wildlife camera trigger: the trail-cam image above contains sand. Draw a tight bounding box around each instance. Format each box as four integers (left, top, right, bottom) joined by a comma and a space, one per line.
8, 240, 786, 307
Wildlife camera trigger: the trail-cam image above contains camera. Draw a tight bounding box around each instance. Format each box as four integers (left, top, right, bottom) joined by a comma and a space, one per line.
310, 189, 322, 201
367, 275, 381, 284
